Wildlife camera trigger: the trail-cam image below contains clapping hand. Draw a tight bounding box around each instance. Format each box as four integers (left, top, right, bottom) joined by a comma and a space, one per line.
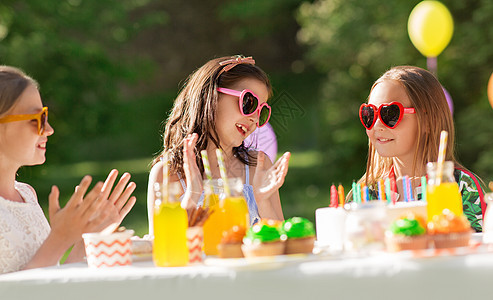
182, 133, 203, 209
48, 170, 136, 245
252, 151, 290, 204
94, 169, 137, 233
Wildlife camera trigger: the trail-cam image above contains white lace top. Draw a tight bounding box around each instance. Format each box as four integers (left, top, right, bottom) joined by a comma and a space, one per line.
0, 182, 51, 274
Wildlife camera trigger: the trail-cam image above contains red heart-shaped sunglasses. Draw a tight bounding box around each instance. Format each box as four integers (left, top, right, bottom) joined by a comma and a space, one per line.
359, 102, 415, 130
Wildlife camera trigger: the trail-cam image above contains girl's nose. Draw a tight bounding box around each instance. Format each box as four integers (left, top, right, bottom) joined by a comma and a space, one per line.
44, 121, 54, 136
372, 116, 386, 131
248, 112, 259, 126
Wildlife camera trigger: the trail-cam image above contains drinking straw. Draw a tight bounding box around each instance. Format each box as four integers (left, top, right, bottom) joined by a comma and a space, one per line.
215, 148, 231, 197
352, 181, 357, 203
330, 183, 338, 207
385, 178, 391, 204
377, 179, 384, 202
421, 176, 427, 202
338, 183, 345, 207
402, 176, 408, 202
160, 152, 169, 204
200, 150, 214, 193
436, 130, 448, 186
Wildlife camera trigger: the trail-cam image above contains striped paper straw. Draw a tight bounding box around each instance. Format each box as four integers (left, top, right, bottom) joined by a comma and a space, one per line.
215, 149, 231, 197
200, 150, 214, 194
436, 130, 448, 185
200, 150, 213, 181
160, 152, 169, 203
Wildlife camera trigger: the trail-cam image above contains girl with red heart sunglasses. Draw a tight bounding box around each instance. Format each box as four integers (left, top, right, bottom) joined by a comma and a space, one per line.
0, 66, 137, 274
353, 66, 485, 232
147, 56, 290, 236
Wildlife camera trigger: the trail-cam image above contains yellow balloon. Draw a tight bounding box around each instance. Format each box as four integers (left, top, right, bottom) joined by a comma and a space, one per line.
488, 72, 493, 109
408, 1, 454, 57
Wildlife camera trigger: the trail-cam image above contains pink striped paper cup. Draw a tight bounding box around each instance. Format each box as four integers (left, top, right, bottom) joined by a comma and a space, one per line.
186, 227, 204, 264
83, 230, 134, 268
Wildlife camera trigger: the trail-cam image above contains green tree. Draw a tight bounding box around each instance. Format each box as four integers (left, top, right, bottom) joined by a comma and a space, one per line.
0, 0, 167, 162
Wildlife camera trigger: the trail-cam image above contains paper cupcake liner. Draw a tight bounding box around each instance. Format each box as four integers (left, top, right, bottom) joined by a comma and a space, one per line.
217, 243, 244, 258
385, 233, 429, 252
431, 231, 472, 249
285, 236, 315, 254
241, 241, 285, 258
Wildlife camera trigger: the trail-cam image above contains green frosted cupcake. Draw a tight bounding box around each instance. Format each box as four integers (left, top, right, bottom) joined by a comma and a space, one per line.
282, 217, 316, 254
385, 214, 428, 252
241, 222, 285, 257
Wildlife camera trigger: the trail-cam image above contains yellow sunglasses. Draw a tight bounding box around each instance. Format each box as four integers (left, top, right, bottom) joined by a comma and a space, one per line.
0, 107, 49, 135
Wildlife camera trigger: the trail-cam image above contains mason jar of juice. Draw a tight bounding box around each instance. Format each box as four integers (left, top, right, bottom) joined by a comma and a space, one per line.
220, 177, 250, 232
202, 178, 249, 255
426, 161, 463, 222
153, 182, 189, 267
202, 179, 222, 255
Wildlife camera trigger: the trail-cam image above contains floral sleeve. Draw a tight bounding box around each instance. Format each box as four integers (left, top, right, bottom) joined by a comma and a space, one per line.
455, 169, 484, 232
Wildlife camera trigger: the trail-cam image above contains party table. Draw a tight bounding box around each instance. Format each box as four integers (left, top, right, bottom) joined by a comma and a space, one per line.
1, 239, 492, 300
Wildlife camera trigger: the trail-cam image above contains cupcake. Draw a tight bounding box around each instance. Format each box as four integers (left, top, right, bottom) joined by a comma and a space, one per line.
217, 226, 246, 259
241, 221, 285, 257
281, 217, 316, 254
385, 213, 428, 252
427, 209, 472, 249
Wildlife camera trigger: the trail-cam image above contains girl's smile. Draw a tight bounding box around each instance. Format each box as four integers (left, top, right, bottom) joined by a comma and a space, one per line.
235, 122, 249, 136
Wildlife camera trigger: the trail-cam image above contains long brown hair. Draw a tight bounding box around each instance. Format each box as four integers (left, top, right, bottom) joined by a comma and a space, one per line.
153, 56, 272, 178
361, 66, 461, 186
0, 66, 38, 115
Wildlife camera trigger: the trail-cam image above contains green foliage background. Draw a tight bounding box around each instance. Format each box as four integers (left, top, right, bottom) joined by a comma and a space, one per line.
0, 0, 492, 236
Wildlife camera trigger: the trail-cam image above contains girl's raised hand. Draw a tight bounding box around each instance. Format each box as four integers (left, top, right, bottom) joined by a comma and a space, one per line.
253, 151, 291, 204
48, 176, 108, 246
182, 133, 203, 209
91, 169, 137, 233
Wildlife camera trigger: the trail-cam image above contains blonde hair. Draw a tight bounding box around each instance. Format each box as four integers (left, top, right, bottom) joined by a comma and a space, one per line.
360, 66, 461, 187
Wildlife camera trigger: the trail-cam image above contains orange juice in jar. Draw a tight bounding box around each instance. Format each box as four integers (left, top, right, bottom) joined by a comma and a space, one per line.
202, 179, 222, 255
426, 161, 463, 222
202, 178, 249, 255
153, 182, 189, 267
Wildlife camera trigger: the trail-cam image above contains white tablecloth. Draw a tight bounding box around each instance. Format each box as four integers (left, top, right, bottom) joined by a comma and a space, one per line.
0, 248, 492, 300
